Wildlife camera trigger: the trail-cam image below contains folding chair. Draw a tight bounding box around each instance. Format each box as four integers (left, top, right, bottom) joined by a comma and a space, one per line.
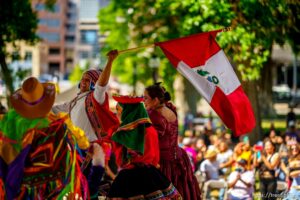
202, 180, 227, 200
194, 171, 206, 192
276, 181, 288, 199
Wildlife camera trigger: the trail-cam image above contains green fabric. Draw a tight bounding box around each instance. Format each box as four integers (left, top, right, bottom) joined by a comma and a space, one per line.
112, 103, 150, 154
0, 109, 49, 151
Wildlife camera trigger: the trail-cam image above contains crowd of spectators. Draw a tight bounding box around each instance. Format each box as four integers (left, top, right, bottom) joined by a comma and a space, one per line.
181, 114, 300, 200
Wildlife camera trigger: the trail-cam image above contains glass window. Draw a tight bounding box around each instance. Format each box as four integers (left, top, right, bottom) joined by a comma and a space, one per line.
12, 51, 20, 61
54, 5, 60, 12
80, 30, 97, 44
39, 19, 48, 26
48, 19, 60, 27
39, 19, 60, 27
66, 24, 76, 32
49, 63, 60, 75
49, 48, 60, 55
35, 4, 45, 11
24, 51, 32, 61
79, 51, 89, 59
38, 32, 60, 42
65, 36, 75, 42
35, 4, 59, 13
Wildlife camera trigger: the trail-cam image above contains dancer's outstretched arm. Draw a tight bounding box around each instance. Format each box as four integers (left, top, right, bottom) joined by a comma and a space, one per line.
98, 50, 118, 87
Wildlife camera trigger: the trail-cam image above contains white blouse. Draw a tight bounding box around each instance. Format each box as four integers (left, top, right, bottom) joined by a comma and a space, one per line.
52, 82, 107, 142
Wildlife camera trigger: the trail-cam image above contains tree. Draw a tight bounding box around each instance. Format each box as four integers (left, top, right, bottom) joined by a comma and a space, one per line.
99, 0, 300, 142
0, 0, 55, 105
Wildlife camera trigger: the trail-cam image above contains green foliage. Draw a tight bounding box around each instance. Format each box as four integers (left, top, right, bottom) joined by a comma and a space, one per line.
0, 0, 56, 98
99, 0, 300, 88
69, 64, 84, 84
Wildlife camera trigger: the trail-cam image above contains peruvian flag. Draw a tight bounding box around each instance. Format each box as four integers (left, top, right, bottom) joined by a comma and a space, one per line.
155, 30, 256, 136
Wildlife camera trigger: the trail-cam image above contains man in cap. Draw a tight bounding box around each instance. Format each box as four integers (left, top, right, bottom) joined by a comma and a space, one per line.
52, 50, 119, 198
200, 148, 220, 180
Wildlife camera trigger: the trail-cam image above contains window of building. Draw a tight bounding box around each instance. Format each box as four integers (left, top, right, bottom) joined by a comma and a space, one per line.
79, 51, 89, 59
80, 30, 97, 44
38, 32, 60, 42
24, 51, 32, 61
66, 24, 76, 32
35, 4, 59, 13
39, 19, 48, 26
35, 4, 45, 11
68, 2, 75, 8
65, 35, 75, 43
54, 5, 60, 13
49, 48, 60, 55
66, 50, 74, 58
39, 19, 60, 27
12, 51, 20, 61
48, 19, 60, 27
49, 63, 60, 74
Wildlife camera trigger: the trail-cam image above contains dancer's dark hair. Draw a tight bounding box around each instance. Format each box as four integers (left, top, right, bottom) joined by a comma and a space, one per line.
145, 82, 171, 104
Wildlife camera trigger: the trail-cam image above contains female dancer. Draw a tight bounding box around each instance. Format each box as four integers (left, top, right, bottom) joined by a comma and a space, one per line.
106, 95, 182, 199
144, 83, 201, 200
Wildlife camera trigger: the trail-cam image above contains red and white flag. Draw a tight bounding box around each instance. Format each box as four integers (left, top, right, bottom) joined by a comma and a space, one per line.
155, 30, 256, 136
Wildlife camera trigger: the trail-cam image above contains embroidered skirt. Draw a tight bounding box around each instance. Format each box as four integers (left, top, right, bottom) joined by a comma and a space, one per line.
107, 165, 182, 200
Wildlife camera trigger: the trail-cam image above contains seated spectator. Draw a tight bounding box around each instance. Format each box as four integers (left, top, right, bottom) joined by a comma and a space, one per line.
277, 134, 289, 181
182, 137, 197, 172
195, 138, 207, 169
227, 159, 254, 200
218, 140, 233, 176
240, 142, 253, 170
200, 149, 220, 180
221, 142, 244, 172
208, 134, 220, 151
286, 121, 300, 143
284, 142, 300, 200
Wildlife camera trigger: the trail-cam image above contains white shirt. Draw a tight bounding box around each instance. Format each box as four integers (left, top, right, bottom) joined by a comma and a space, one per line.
217, 149, 233, 164
227, 170, 254, 200
200, 159, 220, 180
52, 83, 107, 141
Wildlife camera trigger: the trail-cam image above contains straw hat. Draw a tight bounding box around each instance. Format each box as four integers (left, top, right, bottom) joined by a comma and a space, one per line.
10, 77, 56, 119
204, 149, 218, 159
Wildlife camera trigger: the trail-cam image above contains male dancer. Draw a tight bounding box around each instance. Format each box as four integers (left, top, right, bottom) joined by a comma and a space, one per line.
52, 50, 119, 198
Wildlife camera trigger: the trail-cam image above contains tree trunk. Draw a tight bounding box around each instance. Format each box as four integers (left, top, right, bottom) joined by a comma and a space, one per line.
243, 80, 262, 144
0, 38, 14, 107
173, 75, 201, 126
258, 58, 276, 117
183, 77, 201, 116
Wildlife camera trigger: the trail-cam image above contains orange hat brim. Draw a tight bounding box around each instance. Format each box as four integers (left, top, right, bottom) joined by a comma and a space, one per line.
10, 83, 56, 119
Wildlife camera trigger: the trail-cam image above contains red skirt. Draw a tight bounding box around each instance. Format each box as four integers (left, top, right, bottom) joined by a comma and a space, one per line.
160, 146, 201, 200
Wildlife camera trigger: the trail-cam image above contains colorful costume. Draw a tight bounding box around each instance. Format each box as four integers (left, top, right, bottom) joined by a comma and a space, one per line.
0, 77, 89, 199
107, 95, 182, 200
52, 69, 119, 198
148, 103, 201, 200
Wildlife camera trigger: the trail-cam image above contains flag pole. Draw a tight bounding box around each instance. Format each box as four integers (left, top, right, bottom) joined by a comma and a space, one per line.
118, 43, 155, 54
222, 27, 231, 32
117, 27, 231, 54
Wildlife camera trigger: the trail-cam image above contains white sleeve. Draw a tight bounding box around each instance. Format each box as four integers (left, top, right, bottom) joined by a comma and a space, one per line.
93, 82, 108, 105
227, 171, 237, 184
200, 161, 206, 172
52, 102, 69, 114
244, 171, 255, 185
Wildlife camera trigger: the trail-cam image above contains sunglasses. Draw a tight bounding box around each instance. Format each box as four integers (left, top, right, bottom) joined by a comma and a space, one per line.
291, 147, 299, 151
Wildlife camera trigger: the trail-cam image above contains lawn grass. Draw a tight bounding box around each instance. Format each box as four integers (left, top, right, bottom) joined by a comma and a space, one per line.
261, 119, 286, 130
